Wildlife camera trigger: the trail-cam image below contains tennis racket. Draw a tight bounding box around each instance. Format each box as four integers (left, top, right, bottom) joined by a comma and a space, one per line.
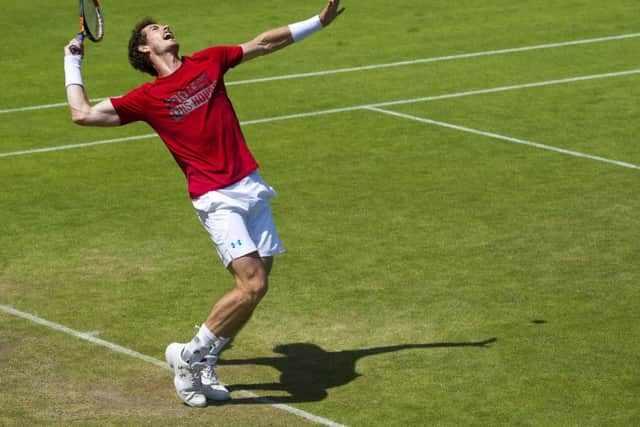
69, 0, 104, 55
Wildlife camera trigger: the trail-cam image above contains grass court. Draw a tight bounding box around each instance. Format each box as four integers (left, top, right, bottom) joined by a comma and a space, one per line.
1, 0, 639, 425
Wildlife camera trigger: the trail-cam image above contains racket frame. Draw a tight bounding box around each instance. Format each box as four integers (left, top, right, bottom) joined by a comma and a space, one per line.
69, 0, 104, 54
81, 0, 104, 42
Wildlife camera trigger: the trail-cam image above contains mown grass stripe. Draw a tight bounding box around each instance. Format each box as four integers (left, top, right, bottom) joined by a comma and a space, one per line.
1, 32, 638, 115
2, 69, 638, 167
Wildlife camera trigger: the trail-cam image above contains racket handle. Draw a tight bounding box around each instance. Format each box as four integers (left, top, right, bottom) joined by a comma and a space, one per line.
69, 33, 85, 55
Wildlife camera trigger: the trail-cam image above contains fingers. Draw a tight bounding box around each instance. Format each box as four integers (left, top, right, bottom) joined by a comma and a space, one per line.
64, 38, 84, 56
321, 0, 345, 26
332, 0, 345, 17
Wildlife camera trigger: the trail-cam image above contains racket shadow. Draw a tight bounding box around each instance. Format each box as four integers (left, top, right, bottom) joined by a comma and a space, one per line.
218, 338, 497, 404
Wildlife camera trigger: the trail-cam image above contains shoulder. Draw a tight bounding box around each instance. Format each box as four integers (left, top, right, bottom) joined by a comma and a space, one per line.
123, 82, 153, 97
111, 82, 152, 109
191, 46, 243, 61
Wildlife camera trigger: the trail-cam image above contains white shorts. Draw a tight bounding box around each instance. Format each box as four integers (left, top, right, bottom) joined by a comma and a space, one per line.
192, 172, 285, 267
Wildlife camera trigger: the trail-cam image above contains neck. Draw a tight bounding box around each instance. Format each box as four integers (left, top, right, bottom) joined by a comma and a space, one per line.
153, 51, 182, 78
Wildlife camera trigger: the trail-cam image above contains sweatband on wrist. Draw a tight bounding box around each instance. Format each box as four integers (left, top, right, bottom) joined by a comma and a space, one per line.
64, 55, 84, 87
288, 15, 323, 42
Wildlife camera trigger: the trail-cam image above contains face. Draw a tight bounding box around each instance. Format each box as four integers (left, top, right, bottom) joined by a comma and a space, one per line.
139, 23, 179, 55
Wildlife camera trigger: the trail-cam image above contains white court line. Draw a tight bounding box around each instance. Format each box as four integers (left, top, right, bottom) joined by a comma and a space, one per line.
0, 304, 347, 427
227, 32, 640, 85
366, 107, 640, 171
0, 134, 157, 158
2, 68, 639, 163
1, 32, 639, 115
238, 69, 640, 126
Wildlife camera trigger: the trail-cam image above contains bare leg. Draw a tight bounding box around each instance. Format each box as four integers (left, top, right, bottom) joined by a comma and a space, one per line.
204, 253, 273, 338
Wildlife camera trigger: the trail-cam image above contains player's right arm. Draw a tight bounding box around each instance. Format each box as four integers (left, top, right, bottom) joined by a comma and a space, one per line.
64, 39, 121, 127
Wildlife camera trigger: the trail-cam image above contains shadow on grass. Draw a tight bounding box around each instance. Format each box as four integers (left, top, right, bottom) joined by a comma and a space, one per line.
219, 337, 496, 404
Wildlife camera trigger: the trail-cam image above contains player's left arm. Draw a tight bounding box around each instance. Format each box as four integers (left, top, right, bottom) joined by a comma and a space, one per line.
240, 0, 345, 62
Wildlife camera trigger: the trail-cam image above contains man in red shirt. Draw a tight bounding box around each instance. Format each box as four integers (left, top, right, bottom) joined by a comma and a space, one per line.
64, 0, 344, 407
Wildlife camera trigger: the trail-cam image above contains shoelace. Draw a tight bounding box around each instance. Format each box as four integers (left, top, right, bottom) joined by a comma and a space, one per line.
192, 325, 222, 385
191, 363, 205, 388
202, 354, 219, 384
178, 359, 206, 388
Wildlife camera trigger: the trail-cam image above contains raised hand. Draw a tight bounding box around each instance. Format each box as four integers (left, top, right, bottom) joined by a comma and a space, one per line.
319, 0, 345, 27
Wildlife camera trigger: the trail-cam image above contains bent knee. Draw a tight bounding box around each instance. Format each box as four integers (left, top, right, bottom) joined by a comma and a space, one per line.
235, 269, 269, 302
230, 254, 271, 302
245, 275, 269, 298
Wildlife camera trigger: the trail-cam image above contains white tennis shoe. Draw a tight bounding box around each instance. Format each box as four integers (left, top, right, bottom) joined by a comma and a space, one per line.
165, 343, 207, 407
201, 354, 231, 401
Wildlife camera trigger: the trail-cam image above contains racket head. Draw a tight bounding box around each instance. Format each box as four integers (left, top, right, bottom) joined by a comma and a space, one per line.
81, 0, 104, 42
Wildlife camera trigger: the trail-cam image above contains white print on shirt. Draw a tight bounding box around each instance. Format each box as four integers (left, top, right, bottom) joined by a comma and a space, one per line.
164, 73, 217, 120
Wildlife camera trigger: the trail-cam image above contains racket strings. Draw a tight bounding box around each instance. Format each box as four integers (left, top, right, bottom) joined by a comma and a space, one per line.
82, 0, 104, 41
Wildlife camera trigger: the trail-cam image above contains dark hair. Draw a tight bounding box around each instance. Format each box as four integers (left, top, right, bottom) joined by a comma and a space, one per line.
128, 17, 158, 76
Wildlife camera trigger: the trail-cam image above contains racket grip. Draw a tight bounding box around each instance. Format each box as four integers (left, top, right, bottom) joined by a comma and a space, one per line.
69, 33, 84, 55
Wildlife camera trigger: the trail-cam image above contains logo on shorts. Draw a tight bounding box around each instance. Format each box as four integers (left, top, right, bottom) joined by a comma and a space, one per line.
230, 240, 243, 249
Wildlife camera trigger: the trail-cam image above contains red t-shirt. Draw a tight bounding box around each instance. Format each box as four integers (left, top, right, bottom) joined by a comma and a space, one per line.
111, 46, 258, 198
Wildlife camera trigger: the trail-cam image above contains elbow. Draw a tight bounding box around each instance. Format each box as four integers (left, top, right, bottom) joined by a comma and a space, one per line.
71, 116, 88, 126
253, 36, 272, 56
254, 33, 290, 55
257, 41, 286, 57
261, 45, 276, 56
70, 109, 90, 126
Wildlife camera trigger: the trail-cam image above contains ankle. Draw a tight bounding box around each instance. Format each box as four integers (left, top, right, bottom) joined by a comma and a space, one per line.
182, 324, 216, 363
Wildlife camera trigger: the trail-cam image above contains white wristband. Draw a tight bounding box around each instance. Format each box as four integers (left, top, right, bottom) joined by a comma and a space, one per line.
288, 15, 323, 42
64, 55, 84, 87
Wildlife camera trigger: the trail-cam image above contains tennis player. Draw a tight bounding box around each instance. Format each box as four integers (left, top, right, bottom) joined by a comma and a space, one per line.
63, 0, 344, 407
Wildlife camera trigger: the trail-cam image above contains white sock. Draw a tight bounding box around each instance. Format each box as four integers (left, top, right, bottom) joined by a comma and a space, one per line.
209, 336, 231, 356
182, 324, 216, 364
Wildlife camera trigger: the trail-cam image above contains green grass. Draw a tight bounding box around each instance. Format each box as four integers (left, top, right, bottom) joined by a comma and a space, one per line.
1, 0, 640, 425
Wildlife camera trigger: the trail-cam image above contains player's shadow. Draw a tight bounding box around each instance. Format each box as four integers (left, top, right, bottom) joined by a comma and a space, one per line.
219, 337, 496, 404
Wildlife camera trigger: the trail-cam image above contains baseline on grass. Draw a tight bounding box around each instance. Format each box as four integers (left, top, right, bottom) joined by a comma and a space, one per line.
69, 0, 104, 55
